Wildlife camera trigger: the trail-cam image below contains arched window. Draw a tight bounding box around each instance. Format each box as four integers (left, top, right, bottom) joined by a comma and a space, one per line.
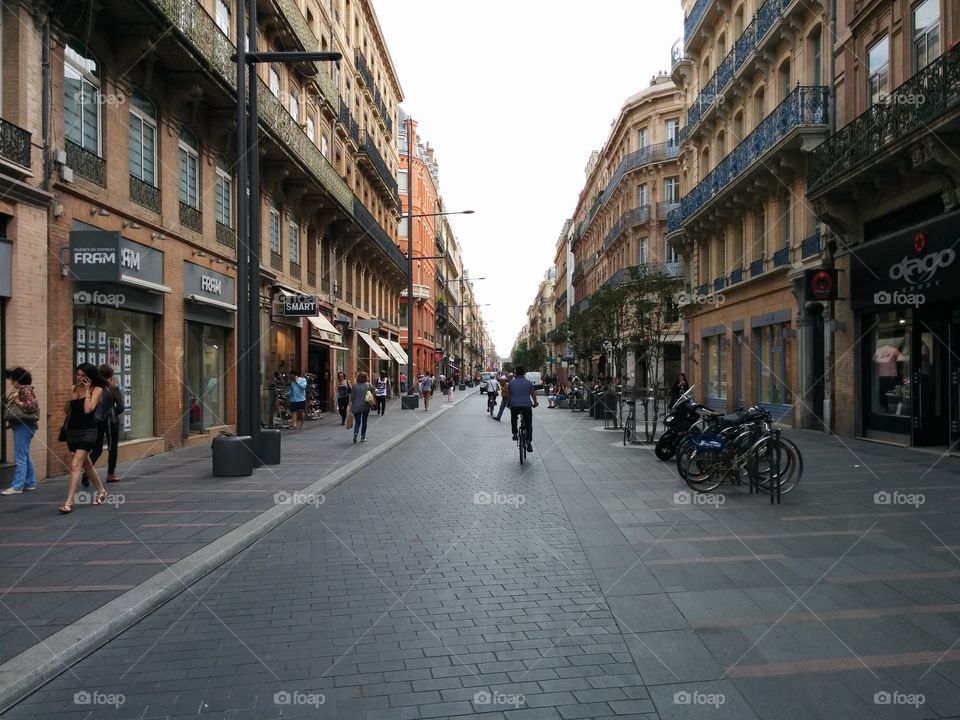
733, 110, 745, 143
129, 90, 157, 185
734, 5, 745, 35
716, 130, 726, 157
754, 86, 766, 124
778, 59, 792, 100
64, 40, 101, 154
178, 128, 200, 209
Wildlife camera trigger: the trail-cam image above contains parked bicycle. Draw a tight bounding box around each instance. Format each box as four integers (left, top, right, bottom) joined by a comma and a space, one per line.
622, 399, 637, 445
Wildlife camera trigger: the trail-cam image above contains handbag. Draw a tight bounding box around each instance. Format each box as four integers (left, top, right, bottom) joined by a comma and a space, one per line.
57, 408, 71, 442
3, 401, 39, 425
365, 389, 376, 406
346, 411, 354, 429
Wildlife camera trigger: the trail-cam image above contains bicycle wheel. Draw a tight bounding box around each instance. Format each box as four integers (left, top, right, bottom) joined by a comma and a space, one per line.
679, 449, 724, 493
519, 421, 526, 464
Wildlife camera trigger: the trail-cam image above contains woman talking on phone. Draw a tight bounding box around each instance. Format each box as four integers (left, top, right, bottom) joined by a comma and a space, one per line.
58, 363, 110, 514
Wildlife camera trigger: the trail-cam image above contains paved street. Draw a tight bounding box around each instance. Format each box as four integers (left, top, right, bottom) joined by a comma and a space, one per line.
3, 393, 960, 718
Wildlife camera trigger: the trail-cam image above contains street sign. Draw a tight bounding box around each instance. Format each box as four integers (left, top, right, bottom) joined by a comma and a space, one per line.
282, 294, 318, 316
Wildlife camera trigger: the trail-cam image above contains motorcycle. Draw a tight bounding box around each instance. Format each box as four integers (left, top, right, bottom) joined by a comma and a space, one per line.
654, 385, 705, 461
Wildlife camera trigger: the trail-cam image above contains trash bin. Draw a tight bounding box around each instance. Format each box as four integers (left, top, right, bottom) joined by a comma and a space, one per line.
401, 394, 420, 409
212, 433, 253, 477
458, 383, 465, 391
589, 391, 598, 417
260, 428, 281, 465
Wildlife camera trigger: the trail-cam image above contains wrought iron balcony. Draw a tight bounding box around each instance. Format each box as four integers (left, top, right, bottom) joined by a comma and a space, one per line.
179, 202, 202, 233
554, 289, 568, 309
352, 197, 407, 273
358, 130, 400, 204
729, 267, 744, 285
686, 0, 804, 134
669, 86, 829, 233
130, 175, 160, 212
800, 230, 821, 258
289, 261, 301, 280
713, 276, 726, 291
355, 51, 393, 134
272, 0, 338, 106
307, 271, 316, 287
773, 246, 791, 267
808, 48, 960, 194
65, 140, 104, 186
750, 258, 765, 277
684, 0, 712, 46
571, 263, 584, 282
270, 251, 282, 271
436, 267, 445, 286
216, 221, 236, 248
0, 117, 31, 169
697, 283, 709, 296
657, 202, 679, 220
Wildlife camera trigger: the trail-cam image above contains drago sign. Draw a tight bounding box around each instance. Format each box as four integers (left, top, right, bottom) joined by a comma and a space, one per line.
804, 269, 838, 302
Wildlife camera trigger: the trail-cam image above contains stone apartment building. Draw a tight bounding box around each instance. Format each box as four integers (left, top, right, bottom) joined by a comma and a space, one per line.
569, 74, 685, 386
12, 0, 408, 480
669, 0, 830, 424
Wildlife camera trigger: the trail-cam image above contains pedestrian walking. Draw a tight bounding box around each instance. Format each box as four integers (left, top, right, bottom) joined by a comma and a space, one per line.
493, 373, 511, 422
444, 375, 454, 403
399, 371, 406, 394
86, 364, 124, 484
420, 372, 434, 411
1, 367, 40, 495
374, 370, 390, 415
58, 363, 109, 513
348, 371, 373, 443
336, 371, 350, 424
289, 370, 307, 429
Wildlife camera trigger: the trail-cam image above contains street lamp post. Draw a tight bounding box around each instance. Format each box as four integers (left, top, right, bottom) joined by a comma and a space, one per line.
234, 0, 340, 455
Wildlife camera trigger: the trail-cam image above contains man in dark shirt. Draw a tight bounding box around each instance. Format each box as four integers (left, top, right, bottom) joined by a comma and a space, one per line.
507, 366, 539, 452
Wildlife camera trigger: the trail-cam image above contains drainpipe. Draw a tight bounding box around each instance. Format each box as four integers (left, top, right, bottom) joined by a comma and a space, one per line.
42, 12, 51, 190
822, 0, 838, 434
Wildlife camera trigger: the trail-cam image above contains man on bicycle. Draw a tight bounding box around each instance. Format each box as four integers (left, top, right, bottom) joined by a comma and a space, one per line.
508, 366, 539, 452
485, 373, 499, 414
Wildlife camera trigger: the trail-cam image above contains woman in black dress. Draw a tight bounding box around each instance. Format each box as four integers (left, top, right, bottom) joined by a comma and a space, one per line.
59, 363, 109, 513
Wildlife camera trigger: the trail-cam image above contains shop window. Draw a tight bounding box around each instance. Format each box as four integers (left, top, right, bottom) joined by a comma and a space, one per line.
64, 40, 101, 155
186, 324, 227, 432
870, 313, 911, 418
705, 335, 727, 401
755, 323, 790, 406
73, 307, 155, 441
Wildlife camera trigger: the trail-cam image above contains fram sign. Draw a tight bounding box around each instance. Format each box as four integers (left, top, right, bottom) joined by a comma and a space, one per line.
69, 231, 121, 282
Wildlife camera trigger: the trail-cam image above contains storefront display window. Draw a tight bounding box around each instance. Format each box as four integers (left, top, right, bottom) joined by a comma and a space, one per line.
74, 307, 154, 440
705, 335, 727, 400
869, 312, 911, 418
756, 323, 790, 406
186, 324, 226, 431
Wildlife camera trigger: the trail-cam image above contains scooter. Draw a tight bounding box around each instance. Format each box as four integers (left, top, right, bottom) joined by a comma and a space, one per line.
654, 385, 704, 461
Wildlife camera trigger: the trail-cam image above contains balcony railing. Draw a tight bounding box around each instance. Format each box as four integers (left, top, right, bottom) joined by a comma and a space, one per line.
290, 261, 301, 280
179, 202, 202, 232
698, 283, 709, 296
750, 258, 765, 277
355, 51, 392, 134
669, 86, 829, 233
359, 130, 400, 204
684, 0, 711, 45
352, 197, 407, 272
130, 175, 161, 212
686, 0, 803, 133
216, 221, 235, 248
554, 289, 568, 309
307, 270, 316, 287
401, 284, 431, 301
0, 117, 31, 168
808, 48, 960, 193
729, 267, 744, 285
65, 140, 104, 186
657, 202, 679, 220
800, 230, 821, 258
713, 276, 726, 291
602, 206, 650, 253
773, 246, 791, 267
270, 250, 282, 270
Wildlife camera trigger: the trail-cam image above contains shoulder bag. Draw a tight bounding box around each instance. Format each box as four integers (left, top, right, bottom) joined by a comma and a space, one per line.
4, 402, 39, 425
365, 387, 376, 406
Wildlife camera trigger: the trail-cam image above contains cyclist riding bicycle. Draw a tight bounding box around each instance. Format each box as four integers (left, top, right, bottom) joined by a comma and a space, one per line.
508, 366, 539, 452
485, 373, 499, 413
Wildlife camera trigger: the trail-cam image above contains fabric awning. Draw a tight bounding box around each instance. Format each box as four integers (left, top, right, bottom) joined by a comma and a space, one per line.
185, 294, 237, 311
307, 314, 342, 344
379, 338, 405, 364
386, 339, 409, 364
357, 331, 389, 360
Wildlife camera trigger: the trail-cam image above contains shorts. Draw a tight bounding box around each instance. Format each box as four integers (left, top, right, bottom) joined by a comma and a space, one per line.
290, 400, 306, 411
421, 390, 433, 396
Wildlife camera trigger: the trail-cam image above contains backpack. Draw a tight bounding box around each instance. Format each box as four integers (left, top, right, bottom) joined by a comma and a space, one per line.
421, 377, 433, 392
93, 388, 114, 424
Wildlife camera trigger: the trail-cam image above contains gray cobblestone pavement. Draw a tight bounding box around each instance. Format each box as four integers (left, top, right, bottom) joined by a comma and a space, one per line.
3, 393, 960, 718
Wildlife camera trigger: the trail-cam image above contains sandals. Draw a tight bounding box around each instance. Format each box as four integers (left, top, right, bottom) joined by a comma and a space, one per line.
93, 491, 107, 506
58, 504, 73, 514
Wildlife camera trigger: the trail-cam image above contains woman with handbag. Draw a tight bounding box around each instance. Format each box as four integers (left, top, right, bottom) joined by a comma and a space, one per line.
348, 371, 373, 444
1, 367, 40, 495
58, 362, 109, 513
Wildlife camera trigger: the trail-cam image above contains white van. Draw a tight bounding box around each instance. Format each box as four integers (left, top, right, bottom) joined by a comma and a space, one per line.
525, 371, 544, 392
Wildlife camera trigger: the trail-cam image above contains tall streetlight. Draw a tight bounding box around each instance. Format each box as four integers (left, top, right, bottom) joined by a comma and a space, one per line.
233, 0, 340, 459
403, 114, 473, 404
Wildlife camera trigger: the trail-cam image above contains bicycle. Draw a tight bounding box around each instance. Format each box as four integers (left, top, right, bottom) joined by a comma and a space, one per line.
487, 392, 497, 416
622, 399, 637, 446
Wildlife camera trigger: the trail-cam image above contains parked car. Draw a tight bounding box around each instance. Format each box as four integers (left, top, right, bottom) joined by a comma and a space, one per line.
525, 371, 544, 392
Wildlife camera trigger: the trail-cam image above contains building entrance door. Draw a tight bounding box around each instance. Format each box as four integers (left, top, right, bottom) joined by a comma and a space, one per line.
912, 307, 949, 446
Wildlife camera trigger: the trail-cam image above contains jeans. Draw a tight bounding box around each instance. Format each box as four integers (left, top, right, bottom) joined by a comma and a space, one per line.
353, 409, 369, 438
494, 397, 509, 421
376, 395, 387, 415
400, 381, 406, 393
12, 422, 37, 489
88, 420, 120, 474
338, 396, 349, 423
510, 407, 533, 442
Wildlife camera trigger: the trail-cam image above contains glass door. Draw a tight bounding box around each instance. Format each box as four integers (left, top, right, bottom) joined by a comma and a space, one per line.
912, 309, 948, 446
185, 323, 227, 434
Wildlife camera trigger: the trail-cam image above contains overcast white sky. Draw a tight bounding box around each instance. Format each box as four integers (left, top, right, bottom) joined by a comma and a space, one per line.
372, 1, 683, 359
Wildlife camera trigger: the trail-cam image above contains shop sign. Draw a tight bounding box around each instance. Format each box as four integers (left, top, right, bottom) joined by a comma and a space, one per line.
282, 294, 318, 316
70, 229, 166, 287
804, 269, 838, 302
357, 318, 379, 330
851, 211, 960, 309
183, 261, 235, 303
